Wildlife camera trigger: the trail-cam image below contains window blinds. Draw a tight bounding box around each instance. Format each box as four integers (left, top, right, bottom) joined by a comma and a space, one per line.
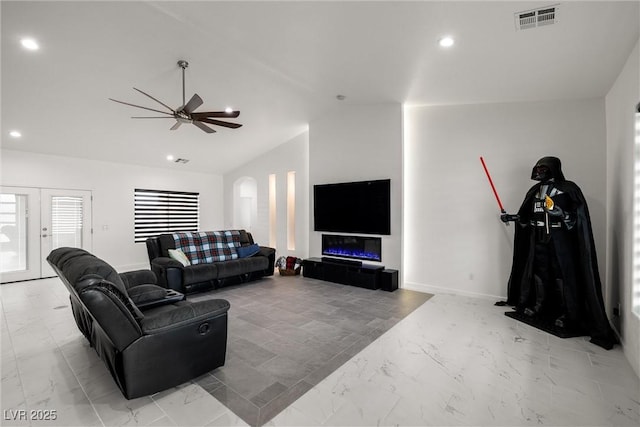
134, 189, 199, 243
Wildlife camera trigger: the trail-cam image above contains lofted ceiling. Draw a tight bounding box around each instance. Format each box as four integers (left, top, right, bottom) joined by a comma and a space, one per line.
2, 1, 639, 174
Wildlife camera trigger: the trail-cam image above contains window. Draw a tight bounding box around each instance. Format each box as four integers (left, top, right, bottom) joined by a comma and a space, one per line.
51, 195, 84, 248
134, 189, 199, 243
0, 193, 27, 273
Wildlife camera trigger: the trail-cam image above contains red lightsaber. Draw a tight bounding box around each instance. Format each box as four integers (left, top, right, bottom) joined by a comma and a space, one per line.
480, 156, 506, 213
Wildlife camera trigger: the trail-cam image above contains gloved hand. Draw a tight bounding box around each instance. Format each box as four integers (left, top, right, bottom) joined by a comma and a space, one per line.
543, 196, 564, 217
500, 213, 520, 223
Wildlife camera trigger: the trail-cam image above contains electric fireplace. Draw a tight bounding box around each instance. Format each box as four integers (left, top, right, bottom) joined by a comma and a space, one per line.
321, 234, 382, 262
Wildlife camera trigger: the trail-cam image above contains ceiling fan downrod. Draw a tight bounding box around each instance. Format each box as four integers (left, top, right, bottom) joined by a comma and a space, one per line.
178, 60, 188, 108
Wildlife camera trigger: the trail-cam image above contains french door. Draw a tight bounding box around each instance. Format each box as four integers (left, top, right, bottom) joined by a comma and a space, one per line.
0, 187, 92, 283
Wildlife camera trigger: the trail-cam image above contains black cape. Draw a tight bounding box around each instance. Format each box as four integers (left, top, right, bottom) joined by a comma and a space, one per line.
505, 179, 617, 350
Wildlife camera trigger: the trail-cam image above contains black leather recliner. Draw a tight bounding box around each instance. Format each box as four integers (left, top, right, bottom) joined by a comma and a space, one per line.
47, 247, 230, 399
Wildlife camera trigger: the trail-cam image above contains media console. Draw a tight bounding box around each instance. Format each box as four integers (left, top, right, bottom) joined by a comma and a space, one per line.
302, 257, 386, 290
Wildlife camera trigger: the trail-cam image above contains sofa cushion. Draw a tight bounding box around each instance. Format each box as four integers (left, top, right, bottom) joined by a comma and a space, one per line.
182, 262, 219, 285
239, 230, 253, 245
140, 299, 230, 333
158, 234, 177, 257
216, 257, 268, 278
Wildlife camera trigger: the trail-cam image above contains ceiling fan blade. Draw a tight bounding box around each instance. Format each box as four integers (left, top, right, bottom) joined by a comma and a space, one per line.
109, 98, 174, 116
170, 121, 182, 131
191, 110, 240, 119
133, 88, 175, 113
198, 117, 243, 129
193, 121, 216, 133
182, 94, 203, 114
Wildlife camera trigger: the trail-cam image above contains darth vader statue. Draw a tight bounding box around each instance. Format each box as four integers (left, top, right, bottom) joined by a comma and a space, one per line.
501, 156, 616, 350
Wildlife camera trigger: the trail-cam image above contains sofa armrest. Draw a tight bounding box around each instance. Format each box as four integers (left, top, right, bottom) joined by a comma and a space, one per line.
151, 257, 183, 269
119, 269, 157, 289
258, 246, 275, 257
140, 299, 230, 333
259, 246, 276, 275
150, 257, 184, 292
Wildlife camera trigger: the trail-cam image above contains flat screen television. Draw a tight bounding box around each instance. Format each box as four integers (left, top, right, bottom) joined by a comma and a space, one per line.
313, 179, 391, 235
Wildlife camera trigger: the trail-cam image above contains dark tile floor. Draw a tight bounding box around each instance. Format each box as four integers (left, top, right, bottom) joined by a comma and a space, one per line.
188, 273, 432, 426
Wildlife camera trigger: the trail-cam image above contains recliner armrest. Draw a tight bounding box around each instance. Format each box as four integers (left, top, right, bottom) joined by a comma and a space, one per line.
120, 269, 157, 289
149, 257, 185, 291
140, 299, 230, 333
127, 284, 185, 310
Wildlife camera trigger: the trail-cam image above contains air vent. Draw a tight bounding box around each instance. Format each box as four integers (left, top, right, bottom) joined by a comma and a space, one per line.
515, 5, 558, 30
174, 158, 189, 164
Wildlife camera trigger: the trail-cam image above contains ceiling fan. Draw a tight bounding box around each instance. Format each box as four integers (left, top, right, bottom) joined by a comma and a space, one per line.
109, 60, 242, 134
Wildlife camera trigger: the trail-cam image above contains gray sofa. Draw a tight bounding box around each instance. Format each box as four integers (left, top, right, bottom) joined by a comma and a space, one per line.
146, 229, 275, 294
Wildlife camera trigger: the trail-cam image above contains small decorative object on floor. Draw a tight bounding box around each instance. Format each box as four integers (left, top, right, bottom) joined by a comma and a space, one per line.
276, 256, 302, 276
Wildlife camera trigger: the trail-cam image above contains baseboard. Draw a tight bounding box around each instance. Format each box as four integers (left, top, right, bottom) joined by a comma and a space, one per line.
403, 280, 505, 302
116, 263, 150, 273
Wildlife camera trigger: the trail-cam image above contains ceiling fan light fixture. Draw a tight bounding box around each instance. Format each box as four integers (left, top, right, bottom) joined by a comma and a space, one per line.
166, 154, 174, 161
109, 61, 242, 134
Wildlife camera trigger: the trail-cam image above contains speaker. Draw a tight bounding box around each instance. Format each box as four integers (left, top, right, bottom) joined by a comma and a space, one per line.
380, 269, 398, 292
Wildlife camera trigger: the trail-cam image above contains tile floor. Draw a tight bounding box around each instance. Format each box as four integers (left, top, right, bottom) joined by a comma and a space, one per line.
2, 275, 639, 426
188, 276, 431, 426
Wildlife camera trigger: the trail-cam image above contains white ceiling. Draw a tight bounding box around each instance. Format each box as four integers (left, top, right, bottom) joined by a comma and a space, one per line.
2, 1, 639, 174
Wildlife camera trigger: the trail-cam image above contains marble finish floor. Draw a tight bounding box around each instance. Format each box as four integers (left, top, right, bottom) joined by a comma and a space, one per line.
2, 275, 639, 426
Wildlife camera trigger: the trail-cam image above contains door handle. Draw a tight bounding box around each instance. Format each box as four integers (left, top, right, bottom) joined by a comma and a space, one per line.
42, 234, 48, 238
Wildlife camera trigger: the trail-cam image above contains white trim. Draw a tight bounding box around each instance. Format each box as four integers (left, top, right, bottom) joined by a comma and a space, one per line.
403, 280, 504, 302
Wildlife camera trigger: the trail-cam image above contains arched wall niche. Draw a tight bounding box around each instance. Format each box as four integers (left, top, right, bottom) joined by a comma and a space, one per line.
232, 176, 257, 232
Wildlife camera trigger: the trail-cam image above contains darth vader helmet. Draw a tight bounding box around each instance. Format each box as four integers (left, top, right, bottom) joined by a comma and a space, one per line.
531, 156, 565, 182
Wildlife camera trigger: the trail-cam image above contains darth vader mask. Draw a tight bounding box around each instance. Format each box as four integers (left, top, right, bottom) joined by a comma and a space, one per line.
530, 157, 565, 182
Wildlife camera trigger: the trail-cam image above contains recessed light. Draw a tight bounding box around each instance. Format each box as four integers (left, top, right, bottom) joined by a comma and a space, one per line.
438, 36, 455, 48
166, 154, 174, 161
20, 38, 39, 51
9, 130, 22, 138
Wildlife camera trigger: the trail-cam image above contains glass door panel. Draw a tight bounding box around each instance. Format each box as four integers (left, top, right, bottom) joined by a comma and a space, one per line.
40, 189, 92, 277
0, 187, 40, 283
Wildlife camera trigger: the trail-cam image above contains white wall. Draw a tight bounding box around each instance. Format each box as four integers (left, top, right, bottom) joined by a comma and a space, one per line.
605, 39, 640, 378
0, 150, 224, 271
223, 131, 309, 259
404, 99, 607, 299
309, 103, 403, 271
